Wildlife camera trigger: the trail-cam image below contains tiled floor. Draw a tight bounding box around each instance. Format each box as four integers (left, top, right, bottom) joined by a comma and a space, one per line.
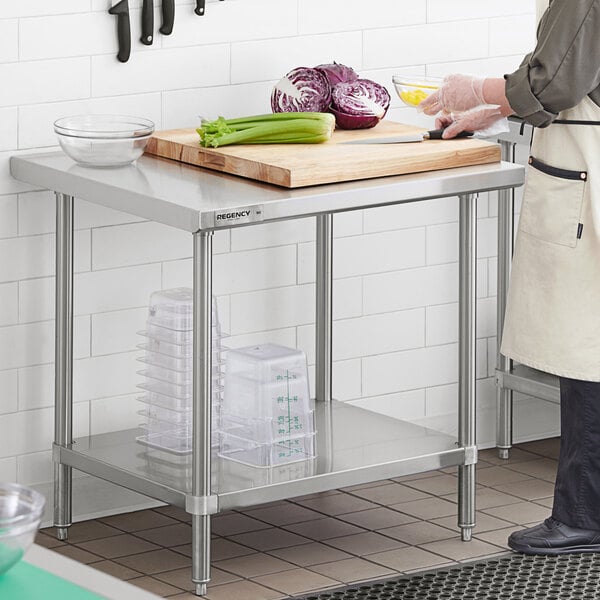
36, 438, 560, 599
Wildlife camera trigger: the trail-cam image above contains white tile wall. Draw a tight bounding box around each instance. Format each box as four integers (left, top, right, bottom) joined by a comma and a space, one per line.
0, 283, 18, 327
0, 370, 18, 415
0, 20, 18, 64
0, 195, 17, 238
0, 0, 536, 488
0, 58, 91, 107
0, 109, 18, 151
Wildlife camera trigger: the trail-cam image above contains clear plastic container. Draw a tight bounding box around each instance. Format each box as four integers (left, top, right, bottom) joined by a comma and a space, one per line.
219, 455, 316, 486
226, 344, 309, 383
219, 431, 316, 467
138, 403, 220, 427
137, 288, 226, 456
147, 288, 221, 332
137, 377, 193, 400
139, 366, 193, 386
139, 417, 220, 451
223, 372, 311, 420
139, 325, 194, 346
137, 375, 224, 401
138, 363, 224, 386
138, 349, 225, 373
137, 388, 222, 412
138, 339, 193, 358
147, 288, 193, 330
138, 325, 224, 349
221, 411, 314, 443
136, 430, 193, 455
138, 339, 227, 359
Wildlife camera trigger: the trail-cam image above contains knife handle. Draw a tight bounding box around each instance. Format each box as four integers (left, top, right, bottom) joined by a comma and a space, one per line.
427, 128, 474, 140
108, 0, 131, 63
160, 0, 175, 35
140, 0, 154, 45
195, 0, 206, 16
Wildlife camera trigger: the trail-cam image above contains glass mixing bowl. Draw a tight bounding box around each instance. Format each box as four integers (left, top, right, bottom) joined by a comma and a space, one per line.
0, 483, 46, 575
392, 75, 441, 107
54, 115, 155, 167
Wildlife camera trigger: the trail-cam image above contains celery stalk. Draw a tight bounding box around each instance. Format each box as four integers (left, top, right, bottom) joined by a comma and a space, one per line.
197, 112, 335, 148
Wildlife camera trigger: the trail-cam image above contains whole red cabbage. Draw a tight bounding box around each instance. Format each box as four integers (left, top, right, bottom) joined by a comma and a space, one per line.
315, 62, 359, 86
332, 79, 391, 118
271, 67, 332, 113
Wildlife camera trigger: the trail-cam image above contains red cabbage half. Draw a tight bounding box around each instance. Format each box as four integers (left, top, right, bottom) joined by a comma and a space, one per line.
315, 62, 359, 86
328, 106, 381, 130
271, 67, 332, 113
331, 79, 391, 129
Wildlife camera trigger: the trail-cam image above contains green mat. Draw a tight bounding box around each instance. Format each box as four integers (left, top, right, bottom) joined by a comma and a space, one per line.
0, 560, 106, 600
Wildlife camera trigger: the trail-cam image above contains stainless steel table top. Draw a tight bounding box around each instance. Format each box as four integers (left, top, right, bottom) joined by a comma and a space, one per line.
10, 151, 525, 232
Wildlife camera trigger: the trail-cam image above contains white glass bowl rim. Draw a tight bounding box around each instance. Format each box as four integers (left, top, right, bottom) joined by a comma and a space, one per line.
54, 115, 155, 140
0, 482, 46, 528
392, 75, 442, 87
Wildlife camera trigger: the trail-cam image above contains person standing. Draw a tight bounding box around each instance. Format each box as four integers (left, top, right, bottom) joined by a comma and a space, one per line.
420, 0, 600, 554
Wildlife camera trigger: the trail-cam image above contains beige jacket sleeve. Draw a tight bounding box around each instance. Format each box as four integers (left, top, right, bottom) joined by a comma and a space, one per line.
505, 0, 600, 127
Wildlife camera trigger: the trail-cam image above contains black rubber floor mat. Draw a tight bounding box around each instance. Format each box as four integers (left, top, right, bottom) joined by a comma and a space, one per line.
295, 552, 600, 599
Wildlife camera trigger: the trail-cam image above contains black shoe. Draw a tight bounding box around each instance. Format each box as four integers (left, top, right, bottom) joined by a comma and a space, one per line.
508, 517, 600, 555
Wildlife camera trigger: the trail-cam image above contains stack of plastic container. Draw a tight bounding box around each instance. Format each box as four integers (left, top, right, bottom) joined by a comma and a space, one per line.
219, 343, 316, 467
136, 288, 224, 455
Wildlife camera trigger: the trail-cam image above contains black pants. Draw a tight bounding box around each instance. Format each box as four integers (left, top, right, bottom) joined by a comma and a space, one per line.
552, 376, 600, 530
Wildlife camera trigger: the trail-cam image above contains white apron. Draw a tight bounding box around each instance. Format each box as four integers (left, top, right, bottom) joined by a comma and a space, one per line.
501, 95, 600, 382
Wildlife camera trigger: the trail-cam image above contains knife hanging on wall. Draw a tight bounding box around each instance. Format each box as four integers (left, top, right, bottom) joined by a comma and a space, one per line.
195, 0, 206, 15
108, 0, 131, 63
160, 0, 175, 34
140, 0, 154, 45
196, 0, 226, 17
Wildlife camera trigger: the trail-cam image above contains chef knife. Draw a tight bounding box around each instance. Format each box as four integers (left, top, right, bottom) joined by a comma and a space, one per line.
108, 0, 131, 63
160, 0, 175, 35
341, 128, 474, 144
140, 0, 154, 45
195, 0, 206, 16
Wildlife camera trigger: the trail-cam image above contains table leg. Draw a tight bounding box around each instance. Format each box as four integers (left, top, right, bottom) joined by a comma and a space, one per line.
192, 230, 213, 596
54, 193, 74, 541
458, 193, 477, 542
315, 213, 333, 404
496, 141, 516, 460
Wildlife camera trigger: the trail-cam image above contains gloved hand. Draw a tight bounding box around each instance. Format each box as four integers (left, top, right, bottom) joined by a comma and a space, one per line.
436, 106, 504, 138
420, 74, 487, 115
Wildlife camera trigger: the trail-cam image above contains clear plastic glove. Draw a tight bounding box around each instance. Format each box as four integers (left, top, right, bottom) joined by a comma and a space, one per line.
436, 106, 506, 139
420, 74, 486, 115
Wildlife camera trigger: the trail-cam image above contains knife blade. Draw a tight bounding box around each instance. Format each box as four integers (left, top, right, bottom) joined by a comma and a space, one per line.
341, 128, 474, 145
108, 0, 131, 63
160, 0, 175, 35
140, 0, 154, 45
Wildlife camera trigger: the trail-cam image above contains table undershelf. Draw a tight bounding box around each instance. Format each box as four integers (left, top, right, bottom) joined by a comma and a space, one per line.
58, 401, 466, 512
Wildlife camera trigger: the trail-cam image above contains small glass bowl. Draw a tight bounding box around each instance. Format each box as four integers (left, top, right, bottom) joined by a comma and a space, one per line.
392, 76, 441, 107
54, 115, 155, 167
0, 483, 46, 575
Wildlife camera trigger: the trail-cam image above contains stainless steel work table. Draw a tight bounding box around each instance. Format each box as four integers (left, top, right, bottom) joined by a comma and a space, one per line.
10, 152, 525, 595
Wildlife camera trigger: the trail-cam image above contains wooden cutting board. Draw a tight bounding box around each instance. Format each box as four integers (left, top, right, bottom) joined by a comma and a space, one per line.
145, 120, 501, 188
